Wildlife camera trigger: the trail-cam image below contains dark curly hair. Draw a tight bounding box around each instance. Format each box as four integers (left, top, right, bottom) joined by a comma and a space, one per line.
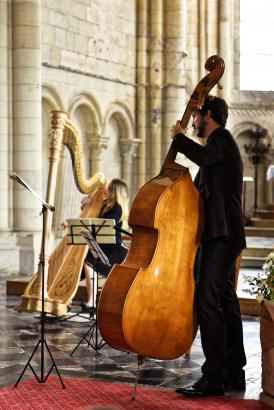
198, 95, 228, 127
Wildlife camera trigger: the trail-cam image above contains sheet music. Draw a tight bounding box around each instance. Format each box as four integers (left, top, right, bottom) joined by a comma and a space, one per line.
8, 172, 55, 212
66, 218, 116, 245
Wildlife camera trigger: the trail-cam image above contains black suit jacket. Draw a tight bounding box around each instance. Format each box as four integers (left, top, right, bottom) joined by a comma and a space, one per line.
172, 127, 246, 247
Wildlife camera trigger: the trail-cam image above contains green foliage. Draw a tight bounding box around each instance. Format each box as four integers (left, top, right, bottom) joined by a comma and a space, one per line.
243, 251, 274, 303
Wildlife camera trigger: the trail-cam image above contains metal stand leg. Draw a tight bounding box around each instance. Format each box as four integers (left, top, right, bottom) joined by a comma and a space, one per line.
71, 315, 106, 355
15, 206, 65, 389
131, 356, 144, 401
70, 256, 106, 354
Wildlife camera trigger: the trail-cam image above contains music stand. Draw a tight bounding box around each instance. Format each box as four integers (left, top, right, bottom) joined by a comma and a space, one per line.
68, 218, 115, 353
8, 172, 65, 389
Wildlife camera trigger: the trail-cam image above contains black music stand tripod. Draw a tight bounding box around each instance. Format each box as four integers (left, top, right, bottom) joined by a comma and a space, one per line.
71, 221, 113, 355
9, 172, 65, 389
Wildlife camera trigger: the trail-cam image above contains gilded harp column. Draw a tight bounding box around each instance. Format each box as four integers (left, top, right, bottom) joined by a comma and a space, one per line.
20, 111, 68, 311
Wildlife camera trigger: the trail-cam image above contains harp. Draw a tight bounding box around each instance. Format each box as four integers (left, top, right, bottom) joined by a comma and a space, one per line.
17, 111, 106, 317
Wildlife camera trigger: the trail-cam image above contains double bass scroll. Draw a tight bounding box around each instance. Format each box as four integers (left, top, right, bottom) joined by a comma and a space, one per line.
98, 55, 225, 360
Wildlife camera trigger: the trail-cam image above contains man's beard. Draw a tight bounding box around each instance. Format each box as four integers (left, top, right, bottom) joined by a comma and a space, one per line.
196, 118, 206, 138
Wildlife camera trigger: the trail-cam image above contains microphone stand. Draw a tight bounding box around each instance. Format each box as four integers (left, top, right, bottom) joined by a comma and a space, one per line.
9, 172, 65, 388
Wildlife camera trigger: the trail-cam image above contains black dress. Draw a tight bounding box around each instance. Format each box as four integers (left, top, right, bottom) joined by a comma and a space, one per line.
84, 202, 128, 277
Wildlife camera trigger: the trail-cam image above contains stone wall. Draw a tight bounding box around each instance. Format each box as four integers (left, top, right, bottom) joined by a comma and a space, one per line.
1, 0, 274, 275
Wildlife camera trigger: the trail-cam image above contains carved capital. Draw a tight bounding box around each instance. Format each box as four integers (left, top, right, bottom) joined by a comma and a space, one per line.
120, 138, 141, 161
90, 136, 108, 159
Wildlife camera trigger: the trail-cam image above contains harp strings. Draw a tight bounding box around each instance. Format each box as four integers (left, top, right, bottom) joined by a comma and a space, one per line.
52, 147, 82, 241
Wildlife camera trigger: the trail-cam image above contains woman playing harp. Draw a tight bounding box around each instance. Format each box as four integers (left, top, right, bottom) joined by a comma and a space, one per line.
80, 178, 129, 313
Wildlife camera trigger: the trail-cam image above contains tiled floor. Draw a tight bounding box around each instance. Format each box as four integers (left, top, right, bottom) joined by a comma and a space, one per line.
0, 275, 261, 400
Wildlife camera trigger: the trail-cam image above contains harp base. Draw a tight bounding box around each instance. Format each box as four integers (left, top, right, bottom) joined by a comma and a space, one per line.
16, 295, 67, 317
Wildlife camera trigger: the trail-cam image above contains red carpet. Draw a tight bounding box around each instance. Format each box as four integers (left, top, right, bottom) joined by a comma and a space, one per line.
0, 377, 271, 410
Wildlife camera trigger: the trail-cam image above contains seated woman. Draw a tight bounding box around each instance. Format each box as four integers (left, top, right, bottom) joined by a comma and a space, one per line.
81, 178, 130, 313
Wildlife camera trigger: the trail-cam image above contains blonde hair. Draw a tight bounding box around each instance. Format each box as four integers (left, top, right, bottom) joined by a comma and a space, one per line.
102, 178, 129, 229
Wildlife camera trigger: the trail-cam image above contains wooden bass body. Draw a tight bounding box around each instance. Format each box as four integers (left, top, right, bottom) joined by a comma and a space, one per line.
98, 165, 203, 360
98, 55, 224, 360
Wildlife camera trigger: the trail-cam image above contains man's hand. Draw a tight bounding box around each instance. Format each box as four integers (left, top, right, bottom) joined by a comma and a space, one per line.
170, 121, 187, 139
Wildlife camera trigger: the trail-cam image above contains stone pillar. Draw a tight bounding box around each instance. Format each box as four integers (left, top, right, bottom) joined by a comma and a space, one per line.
206, 0, 218, 57
198, 0, 206, 79
136, 0, 148, 188
12, 0, 42, 232
120, 139, 140, 189
219, 0, 231, 100
163, 0, 187, 154
187, 1, 199, 86
266, 152, 274, 206
90, 137, 107, 175
258, 163, 267, 209
0, 0, 10, 230
149, 0, 163, 177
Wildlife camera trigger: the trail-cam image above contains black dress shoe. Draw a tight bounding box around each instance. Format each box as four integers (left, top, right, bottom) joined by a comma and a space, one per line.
176, 378, 224, 397
224, 375, 246, 391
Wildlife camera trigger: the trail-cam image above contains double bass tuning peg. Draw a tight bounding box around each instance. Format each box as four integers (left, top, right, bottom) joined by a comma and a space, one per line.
217, 82, 223, 89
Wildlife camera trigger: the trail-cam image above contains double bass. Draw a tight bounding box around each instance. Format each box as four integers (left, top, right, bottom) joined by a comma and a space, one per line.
98, 55, 225, 360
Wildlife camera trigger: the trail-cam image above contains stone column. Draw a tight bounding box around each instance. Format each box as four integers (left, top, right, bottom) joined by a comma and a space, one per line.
0, 0, 10, 230
266, 151, 274, 206
149, 0, 163, 177
136, 0, 148, 188
206, 0, 218, 57
12, 0, 42, 232
258, 163, 267, 209
198, 0, 206, 79
163, 0, 187, 154
90, 137, 107, 175
120, 139, 140, 189
219, 0, 231, 100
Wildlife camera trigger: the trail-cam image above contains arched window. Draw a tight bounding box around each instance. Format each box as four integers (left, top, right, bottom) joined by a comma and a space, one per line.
240, 0, 274, 91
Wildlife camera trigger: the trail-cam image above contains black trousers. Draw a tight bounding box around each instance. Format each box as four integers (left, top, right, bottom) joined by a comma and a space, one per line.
196, 239, 246, 382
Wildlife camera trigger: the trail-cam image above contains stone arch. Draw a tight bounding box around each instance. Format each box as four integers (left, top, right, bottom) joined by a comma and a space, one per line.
67, 92, 103, 177
101, 101, 137, 189
68, 92, 102, 135
42, 84, 65, 111
232, 120, 271, 211
102, 101, 135, 141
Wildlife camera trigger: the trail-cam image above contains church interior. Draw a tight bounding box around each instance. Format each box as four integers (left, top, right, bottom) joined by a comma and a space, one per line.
0, 0, 274, 408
